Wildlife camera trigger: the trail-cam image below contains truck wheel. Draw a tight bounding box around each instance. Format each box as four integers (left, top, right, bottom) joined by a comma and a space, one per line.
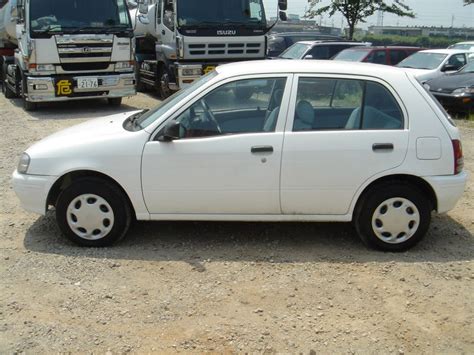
56, 177, 132, 247
108, 98, 122, 106
158, 67, 172, 99
354, 182, 431, 252
3, 80, 15, 98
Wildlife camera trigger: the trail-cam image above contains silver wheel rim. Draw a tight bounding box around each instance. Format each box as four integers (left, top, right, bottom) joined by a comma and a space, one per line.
371, 197, 420, 244
66, 194, 114, 240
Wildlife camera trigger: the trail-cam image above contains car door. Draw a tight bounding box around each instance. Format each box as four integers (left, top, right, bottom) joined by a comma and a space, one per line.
141, 75, 292, 215
280, 75, 409, 215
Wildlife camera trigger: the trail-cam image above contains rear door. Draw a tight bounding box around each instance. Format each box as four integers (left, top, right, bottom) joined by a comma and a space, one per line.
280, 75, 409, 215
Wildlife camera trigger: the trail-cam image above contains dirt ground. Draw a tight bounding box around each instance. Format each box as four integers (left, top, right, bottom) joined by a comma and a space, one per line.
0, 92, 473, 354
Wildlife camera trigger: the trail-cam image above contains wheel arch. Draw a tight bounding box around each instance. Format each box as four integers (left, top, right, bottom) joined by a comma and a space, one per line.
46, 170, 137, 219
352, 174, 438, 219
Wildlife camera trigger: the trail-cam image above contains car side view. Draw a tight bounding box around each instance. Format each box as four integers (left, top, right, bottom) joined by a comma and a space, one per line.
12, 61, 468, 251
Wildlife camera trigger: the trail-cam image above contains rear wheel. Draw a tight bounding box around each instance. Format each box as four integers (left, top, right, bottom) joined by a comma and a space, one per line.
158, 66, 172, 99
354, 183, 431, 251
56, 178, 132, 247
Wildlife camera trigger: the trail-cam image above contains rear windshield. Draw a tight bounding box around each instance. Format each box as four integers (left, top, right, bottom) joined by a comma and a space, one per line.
333, 49, 370, 62
279, 43, 311, 59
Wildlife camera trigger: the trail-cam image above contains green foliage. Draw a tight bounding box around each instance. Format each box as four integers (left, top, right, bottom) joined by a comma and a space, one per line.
358, 34, 471, 48
306, 0, 415, 39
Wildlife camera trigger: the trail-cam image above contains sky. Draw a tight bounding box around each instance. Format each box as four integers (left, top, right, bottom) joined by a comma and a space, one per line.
262, 0, 474, 29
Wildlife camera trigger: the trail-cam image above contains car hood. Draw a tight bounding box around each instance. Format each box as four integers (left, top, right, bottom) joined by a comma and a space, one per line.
426, 72, 474, 91
26, 111, 141, 156
401, 68, 438, 83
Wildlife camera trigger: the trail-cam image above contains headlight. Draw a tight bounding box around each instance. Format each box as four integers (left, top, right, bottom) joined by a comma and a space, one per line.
28, 64, 55, 72
17, 153, 30, 174
115, 61, 134, 71
181, 67, 202, 76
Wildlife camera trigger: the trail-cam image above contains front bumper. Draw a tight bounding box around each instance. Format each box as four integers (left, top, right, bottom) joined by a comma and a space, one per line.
26, 73, 136, 103
12, 170, 57, 215
432, 92, 474, 113
424, 171, 469, 213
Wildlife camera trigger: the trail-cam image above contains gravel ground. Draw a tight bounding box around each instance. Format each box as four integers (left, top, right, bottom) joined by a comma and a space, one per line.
0, 93, 473, 354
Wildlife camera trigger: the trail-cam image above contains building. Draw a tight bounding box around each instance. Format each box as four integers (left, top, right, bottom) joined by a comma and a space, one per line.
368, 25, 474, 39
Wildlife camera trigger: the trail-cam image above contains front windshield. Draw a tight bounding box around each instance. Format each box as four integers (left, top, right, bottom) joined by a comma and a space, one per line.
177, 0, 265, 27
397, 52, 447, 70
334, 49, 370, 62
30, 0, 131, 32
460, 61, 474, 73
137, 71, 219, 128
279, 43, 311, 59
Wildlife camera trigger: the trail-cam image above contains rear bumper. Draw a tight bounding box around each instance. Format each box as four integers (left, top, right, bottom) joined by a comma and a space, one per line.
12, 170, 56, 215
424, 171, 469, 213
25, 73, 136, 103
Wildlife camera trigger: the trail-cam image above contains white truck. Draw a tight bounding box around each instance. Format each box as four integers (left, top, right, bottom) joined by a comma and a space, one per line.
0, 0, 136, 110
130, 0, 287, 98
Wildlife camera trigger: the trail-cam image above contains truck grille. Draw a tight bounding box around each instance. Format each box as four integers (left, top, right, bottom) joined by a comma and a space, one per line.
55, 35, 113, 69
185, 42, 264, 58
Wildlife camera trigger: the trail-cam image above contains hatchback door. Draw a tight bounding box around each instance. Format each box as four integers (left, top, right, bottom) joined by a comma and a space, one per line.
141, 75, 292, 215
281, 75, 409, 215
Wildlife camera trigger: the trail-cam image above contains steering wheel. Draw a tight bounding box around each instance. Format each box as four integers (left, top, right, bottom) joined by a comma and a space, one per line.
200, 99, 222, 134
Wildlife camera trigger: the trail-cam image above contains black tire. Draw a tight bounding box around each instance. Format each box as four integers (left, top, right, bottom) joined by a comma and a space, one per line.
158, 66, 172, 99
3, 80, 15, 98
108, 97, 122, 106
56, 178, 132, 247
135, 66, 146, 92
354, 182, 431, 252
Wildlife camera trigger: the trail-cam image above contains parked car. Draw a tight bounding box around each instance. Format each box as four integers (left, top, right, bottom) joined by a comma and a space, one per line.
278, 41, 369, 60
267, 32, 342, 57
425, 61, 474, 115
448, 41, 474, 52
333, 46, 422, 65
396, 49, 473, 83
12, 61, 467, 251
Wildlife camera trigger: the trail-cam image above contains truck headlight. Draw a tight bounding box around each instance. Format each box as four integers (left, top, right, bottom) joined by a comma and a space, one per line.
115, 61, 134, 72
17, 153, 30, 174
182, 68, 202, 76
29, 64, 55, 72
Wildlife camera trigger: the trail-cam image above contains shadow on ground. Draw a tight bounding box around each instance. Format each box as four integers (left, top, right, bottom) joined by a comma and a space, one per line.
24, 211, 473, 265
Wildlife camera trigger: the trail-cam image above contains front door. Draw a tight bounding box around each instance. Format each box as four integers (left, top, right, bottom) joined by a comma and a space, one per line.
281, 75, 409, 215
142, 76, 291, 215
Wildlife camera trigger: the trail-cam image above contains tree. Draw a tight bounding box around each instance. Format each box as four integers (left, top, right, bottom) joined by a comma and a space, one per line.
306, 0, 415, 40
464, 0, 473, 5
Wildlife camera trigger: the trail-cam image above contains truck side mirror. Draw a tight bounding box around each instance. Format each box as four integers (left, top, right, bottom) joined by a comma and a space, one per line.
279, 11, 287, 21
157, 121, 182, 142
137, 0, 149, 14
278, 0, 288, 11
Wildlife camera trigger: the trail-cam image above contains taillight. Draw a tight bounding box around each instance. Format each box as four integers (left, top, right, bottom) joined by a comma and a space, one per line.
452, 140, 464, 175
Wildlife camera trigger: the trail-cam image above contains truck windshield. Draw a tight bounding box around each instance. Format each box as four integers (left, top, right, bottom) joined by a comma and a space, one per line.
30, 0, 131, 33
177, 0, 265, 27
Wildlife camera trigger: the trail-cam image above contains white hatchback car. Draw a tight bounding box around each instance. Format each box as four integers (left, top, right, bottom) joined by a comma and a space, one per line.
12, 61, 468, 251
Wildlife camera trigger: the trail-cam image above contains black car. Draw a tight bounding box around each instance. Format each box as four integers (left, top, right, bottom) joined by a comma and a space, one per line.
267, 32, 343, 58
426, 61, 474, 115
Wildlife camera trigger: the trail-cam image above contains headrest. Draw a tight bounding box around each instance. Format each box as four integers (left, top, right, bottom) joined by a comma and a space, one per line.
295, 100, 314, 124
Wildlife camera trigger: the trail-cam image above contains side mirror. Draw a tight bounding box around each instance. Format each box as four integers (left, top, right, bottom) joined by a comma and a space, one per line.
279, 11, 287, 21
304, 54, 313, 60
157, 120, 182, 142
137, 0, 149, 14
442, 64, 458, 72
278, 0, 288, 11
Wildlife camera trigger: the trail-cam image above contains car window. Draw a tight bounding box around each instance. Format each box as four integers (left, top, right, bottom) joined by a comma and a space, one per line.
293, 78, 403, 131
390, 50, 409, 65
308, 45, 330, 59
367, 50, 387, 64
447, 54, 467, 70
170, 77, 287, 139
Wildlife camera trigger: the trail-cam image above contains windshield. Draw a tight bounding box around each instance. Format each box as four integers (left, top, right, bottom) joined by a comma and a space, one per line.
30, 0, 131, 33
137, 71, 219, 128
397, 52, 447, 70
460, 61, 474, 73
279, 43, 311, 59
333, 48, 370, 62
449, 43, 474, 50
177, 0, 265, 27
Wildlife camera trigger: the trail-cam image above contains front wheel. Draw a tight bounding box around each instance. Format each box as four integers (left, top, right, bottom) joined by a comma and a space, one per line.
354, 183, 431, 252
158, 67, 172, 99
56, 178, 132, 247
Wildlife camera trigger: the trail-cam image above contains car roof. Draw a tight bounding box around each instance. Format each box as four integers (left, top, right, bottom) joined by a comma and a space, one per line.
216, 59, 408, 78
341, 46, 420, 50
418, 49, 471, 54
296, 40, 367, 46
270, 32, 341, 38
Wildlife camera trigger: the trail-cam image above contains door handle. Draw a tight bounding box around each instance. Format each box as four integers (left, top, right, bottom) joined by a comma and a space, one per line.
251, 146, 274, 154
372, 143, 394, 151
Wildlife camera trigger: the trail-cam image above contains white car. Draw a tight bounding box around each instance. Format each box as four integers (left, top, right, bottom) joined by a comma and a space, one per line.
12, 60, 468, 251
448, 41, 474, 52
397, 49, 473, 83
